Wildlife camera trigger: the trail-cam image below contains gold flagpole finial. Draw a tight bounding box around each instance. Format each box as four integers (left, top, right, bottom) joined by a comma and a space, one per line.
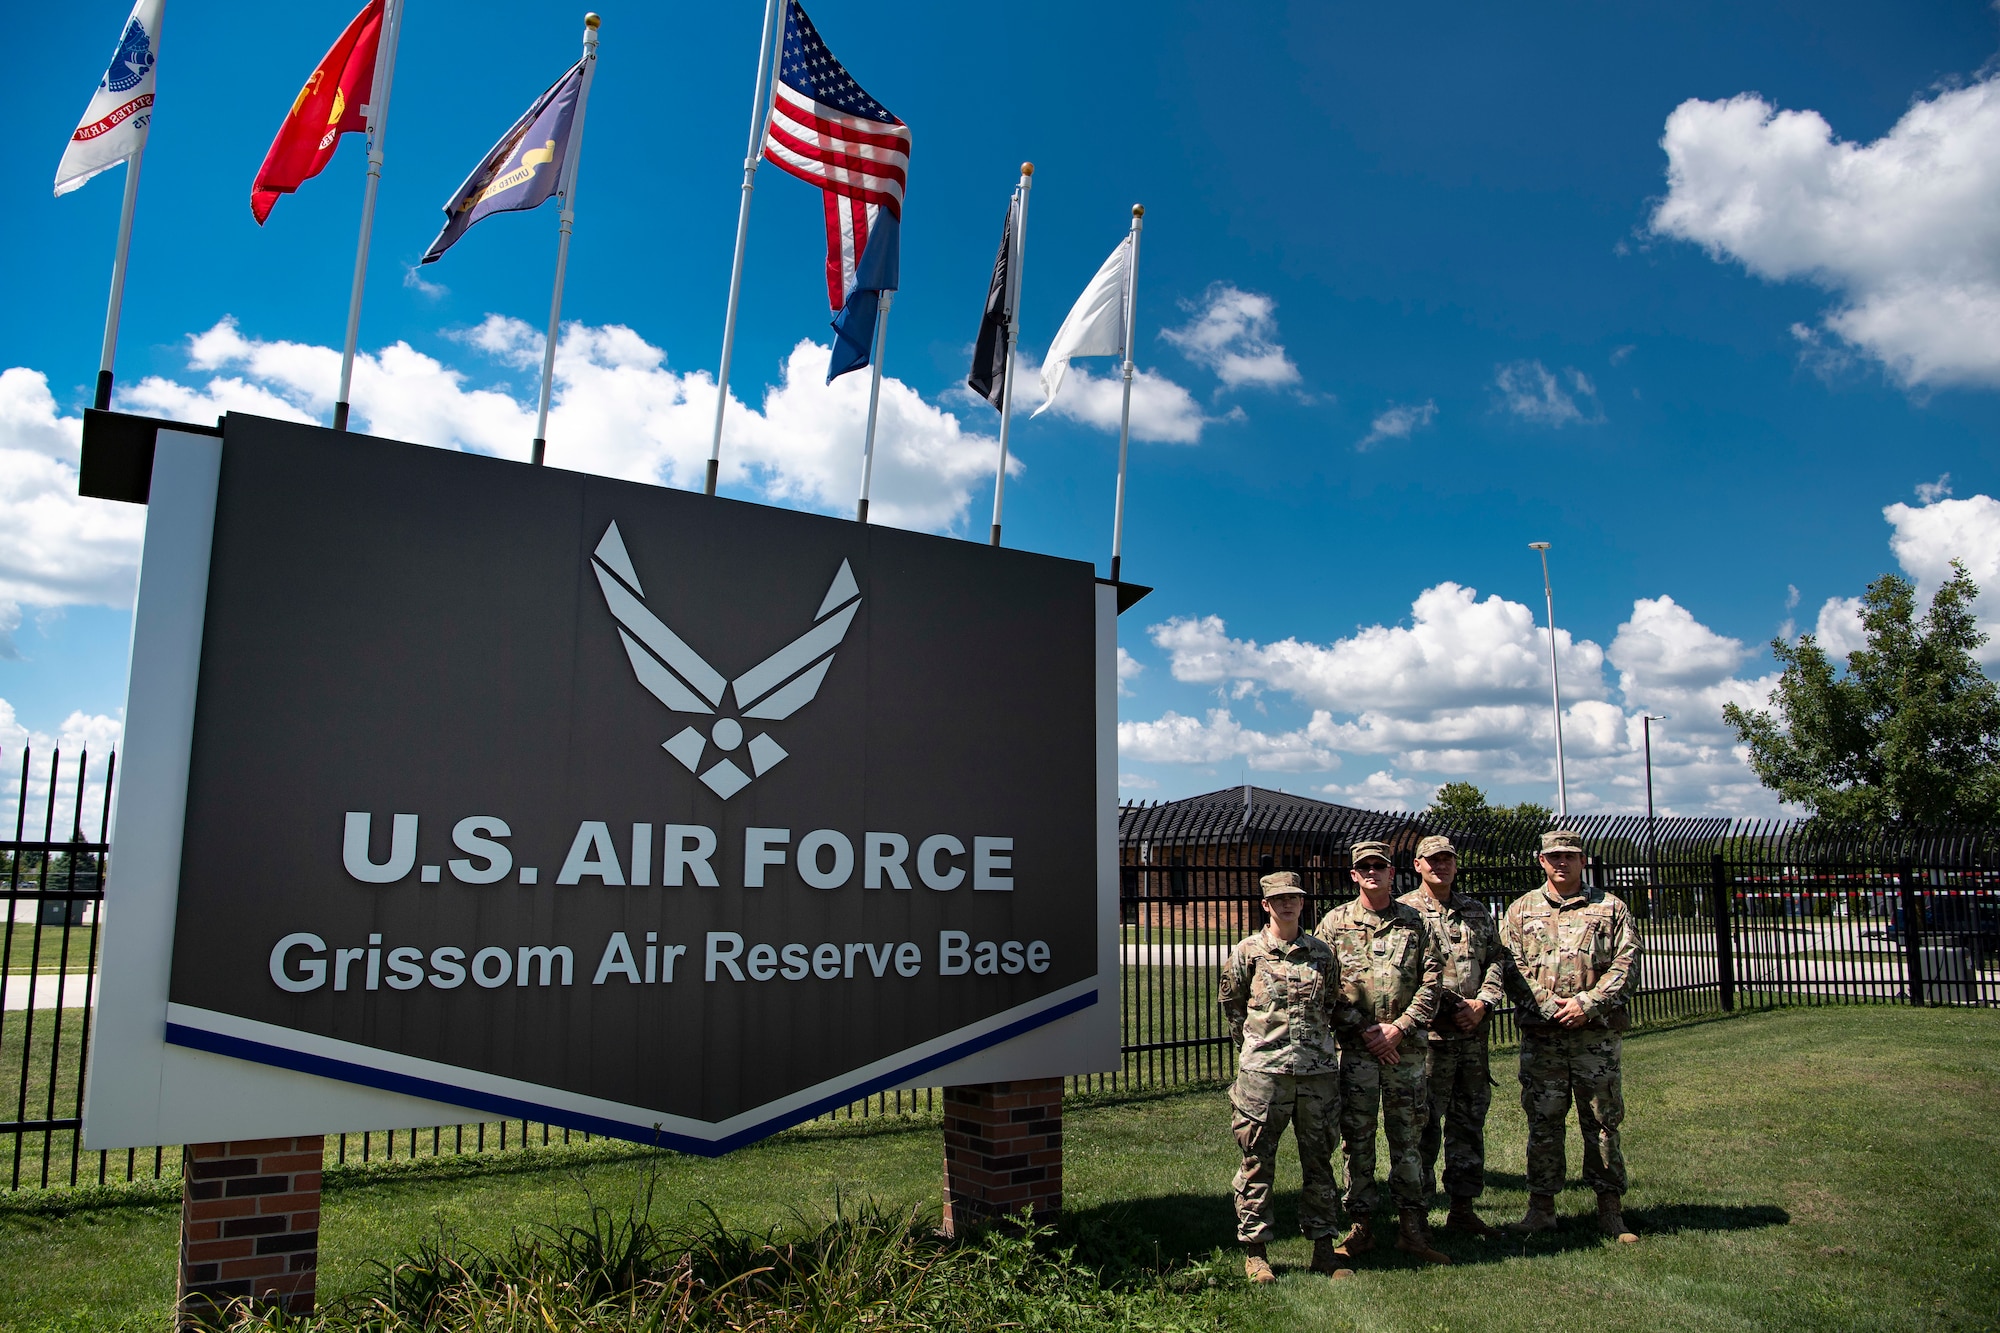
585, 12, 601, 27
1021, 162, 1034, 176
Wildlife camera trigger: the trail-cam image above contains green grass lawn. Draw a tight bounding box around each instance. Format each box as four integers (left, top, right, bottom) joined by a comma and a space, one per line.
0, 1003, 89, 1190
1, 922, 98, 977
1, 1004, 1996, 1331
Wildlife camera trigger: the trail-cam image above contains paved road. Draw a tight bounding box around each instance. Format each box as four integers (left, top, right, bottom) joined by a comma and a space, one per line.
3, 973, 93, 1011
1123, 925, 1997, 1004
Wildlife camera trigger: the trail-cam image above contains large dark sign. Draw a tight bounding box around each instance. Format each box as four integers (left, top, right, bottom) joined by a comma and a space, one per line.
158, 415, 1107, 1151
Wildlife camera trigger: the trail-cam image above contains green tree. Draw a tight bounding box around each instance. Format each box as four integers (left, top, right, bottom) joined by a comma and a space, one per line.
1423, 781, 1554, 825
1426, 781, 1491, 822
1723, 563, 2000, 829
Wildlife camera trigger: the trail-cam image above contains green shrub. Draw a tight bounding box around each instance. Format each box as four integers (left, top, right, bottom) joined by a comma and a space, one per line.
217, 1198, 1217, 1332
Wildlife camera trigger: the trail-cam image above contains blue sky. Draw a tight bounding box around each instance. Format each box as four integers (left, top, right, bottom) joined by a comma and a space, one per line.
6, 0, 2000, 821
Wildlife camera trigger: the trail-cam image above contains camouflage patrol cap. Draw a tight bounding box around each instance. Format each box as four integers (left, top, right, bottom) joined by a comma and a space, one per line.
1260, 870, 1307, 898
1349, 839, 1394, 866
1540, 829, 1586, 855
1415, 834, 1457, 859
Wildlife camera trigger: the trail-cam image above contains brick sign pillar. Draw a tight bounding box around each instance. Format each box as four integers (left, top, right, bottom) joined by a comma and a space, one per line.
177, 1137, 324, 1327
940, 1079, 1063, 1236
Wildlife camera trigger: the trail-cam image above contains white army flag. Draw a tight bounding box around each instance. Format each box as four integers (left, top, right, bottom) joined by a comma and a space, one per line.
1034, 235, 1131, 417
56, 0, 165, 196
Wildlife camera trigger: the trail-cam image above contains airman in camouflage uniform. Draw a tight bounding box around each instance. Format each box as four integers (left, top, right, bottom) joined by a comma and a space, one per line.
1313, 840, 1451, 1266
1398, 833, 1509, 1239
1499, 829, 1643, 1243
1219, 870, 1362, 1283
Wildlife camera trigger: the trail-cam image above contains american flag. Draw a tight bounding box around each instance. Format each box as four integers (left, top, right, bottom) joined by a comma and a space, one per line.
760, 0, 910, 311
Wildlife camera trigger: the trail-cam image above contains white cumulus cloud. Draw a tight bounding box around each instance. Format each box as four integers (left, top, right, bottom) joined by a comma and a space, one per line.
1651, 79, 2000, 387
0, 369, 147, 643
1814, 595, 1868, 658
124, 317, 1005, 534
1116, 707, 1339, 772
1152, 584, 1609, 716
1882, 492, 2000, 660
1160, 284, 1301, 390
1121, 584, 1786, 816
1916, 473, 1953, 505
1319, 771, 1429, 806
0, 698, 122, 843
1116, 646, 1144, 695
1013, 351, 1212, 445
1358, 400, 1437, 449
1495, 361, 1598, 426
1608, 595, 1750, 692
1607, 596, 1777, 765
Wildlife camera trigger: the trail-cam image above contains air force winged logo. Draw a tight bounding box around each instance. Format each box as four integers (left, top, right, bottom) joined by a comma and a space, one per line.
591, 522, 860, 799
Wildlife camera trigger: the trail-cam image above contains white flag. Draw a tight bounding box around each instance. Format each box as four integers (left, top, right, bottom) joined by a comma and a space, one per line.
1034, 235, 1131, 417
55, 0, 164, 197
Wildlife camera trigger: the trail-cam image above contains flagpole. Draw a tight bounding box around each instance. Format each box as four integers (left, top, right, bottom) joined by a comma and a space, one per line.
531, 15, 600, 467
331, 0, 404, 432
93, 147, 147, 411
989, 162, 1032, 548
1109, 204, 1144, 583
855, 290, 892, 523
705, 0, 786, 495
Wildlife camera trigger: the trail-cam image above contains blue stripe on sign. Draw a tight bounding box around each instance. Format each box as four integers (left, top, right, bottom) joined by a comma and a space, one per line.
163, 988, 1098, 1157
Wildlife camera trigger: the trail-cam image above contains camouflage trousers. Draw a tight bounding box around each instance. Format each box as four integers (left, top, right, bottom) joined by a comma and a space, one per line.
1228, 1068, 1342, 1242
1518, 1027, 1626, 1196
1337, 1047, 1427, 1214
1420, 1035, 1493, 1200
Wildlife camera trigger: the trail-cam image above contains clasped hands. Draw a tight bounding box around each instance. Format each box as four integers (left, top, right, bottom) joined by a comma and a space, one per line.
1362, 1023, 1403, 1062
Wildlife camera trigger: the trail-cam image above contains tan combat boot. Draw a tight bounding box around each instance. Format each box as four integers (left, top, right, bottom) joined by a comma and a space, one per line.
1333, 1215, 1375, 1258
1597, 1191, 1638, 1244
1310, 1235, 1355, 1280
1443, 1198, 1501, 1238
1511, 1192, 1559, 1233
1243, 1242, 1276, 1284
1395, 1208, 1452, 1265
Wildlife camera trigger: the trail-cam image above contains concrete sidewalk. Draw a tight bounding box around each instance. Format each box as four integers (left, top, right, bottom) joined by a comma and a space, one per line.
2, 973, 94, 1011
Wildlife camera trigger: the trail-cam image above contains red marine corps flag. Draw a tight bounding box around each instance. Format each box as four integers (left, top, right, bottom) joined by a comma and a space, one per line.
247, 0, 407, 430
250, 0, 384, 224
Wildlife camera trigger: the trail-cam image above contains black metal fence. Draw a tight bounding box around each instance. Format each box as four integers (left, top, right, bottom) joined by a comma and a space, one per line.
1115, 797, 2000, 1089
7, 759, 1996, 1191
2, 747, 110, 1190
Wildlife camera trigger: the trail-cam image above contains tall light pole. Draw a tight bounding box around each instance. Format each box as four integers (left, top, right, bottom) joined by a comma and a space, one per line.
1643, 715, 1665, 895
1529, 542, 1568, 819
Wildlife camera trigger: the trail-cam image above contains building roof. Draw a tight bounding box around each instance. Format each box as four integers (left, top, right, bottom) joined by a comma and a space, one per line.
1119, 784, 1413, 849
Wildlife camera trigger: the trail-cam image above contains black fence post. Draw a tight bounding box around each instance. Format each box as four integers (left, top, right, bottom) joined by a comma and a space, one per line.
1711, 854, 1735, 1012
1900, 855, 1924, 1007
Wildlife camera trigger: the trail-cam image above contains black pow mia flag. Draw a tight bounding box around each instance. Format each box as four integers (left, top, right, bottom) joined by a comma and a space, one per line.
967, 201, 1014, 408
